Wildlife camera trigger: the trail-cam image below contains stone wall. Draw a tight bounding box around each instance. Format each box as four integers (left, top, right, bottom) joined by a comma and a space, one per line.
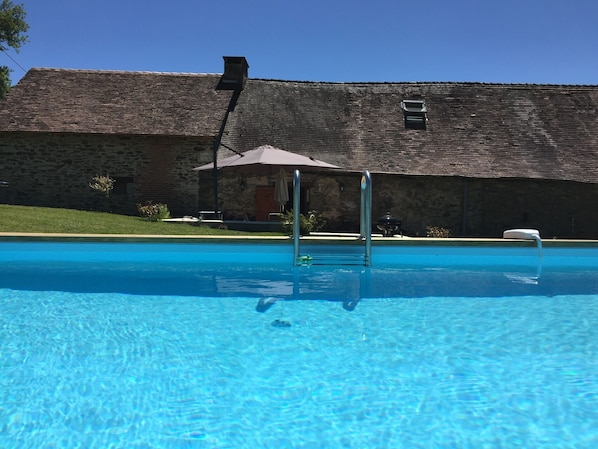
0, 132, 213, 216
369, 175, 598, 238
2, 131, 596, 238
208, 171, 598, 238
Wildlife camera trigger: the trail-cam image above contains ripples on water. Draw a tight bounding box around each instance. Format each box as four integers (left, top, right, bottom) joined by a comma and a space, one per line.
1, 261, 597, 448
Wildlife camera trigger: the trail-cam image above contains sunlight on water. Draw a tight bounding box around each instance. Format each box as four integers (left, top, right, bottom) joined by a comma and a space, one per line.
0, 242, 597, 448
1, 284, 597, 448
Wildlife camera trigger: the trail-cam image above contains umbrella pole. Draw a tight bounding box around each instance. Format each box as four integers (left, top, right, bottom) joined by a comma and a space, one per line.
212, 164, 218, 213
211, 138, 219, 213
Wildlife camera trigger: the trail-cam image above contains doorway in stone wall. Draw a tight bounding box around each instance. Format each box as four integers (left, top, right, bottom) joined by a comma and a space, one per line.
255, 185, 306, 221
255, 186, 277, 221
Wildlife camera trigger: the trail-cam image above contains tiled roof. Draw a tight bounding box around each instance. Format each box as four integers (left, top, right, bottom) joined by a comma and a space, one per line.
224, 79, 598, 183
1, 68, 597, 183
0, 68, 233, 137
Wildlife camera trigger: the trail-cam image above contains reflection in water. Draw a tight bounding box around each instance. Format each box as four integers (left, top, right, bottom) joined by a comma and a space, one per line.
256, 296, 278, 312
1, 262, 596, 306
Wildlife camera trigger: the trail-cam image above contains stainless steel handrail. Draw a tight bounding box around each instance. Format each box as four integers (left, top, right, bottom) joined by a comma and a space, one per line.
294, 169, 371, 266
293, 169, 301, 264
359, 171, 372, 266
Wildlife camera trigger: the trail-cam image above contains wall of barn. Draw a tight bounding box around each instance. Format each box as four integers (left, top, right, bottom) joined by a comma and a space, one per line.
0, 132, 213, 216
209, 172, 598, 239
2, 132, 596, 239
368, 175, 598, 239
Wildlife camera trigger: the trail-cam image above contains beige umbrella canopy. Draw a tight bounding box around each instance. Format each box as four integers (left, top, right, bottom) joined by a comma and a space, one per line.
194, 145, 340, 214
193, 145, 340, 174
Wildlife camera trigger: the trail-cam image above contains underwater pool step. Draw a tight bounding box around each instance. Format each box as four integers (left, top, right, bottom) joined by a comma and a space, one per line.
296, 253, 369, 266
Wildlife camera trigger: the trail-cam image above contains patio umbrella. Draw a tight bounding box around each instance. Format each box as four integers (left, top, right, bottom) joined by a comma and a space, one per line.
192, 145, 340, 174
274, 168, 289, 211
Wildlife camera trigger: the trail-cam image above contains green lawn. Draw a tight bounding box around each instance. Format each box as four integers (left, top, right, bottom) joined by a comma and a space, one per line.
0, 204, 274, 236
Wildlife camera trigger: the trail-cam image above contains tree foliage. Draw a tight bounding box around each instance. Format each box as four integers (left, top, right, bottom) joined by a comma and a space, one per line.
0, 0, 28, 97
89, 175, 115, 198
0, 65, 10, 98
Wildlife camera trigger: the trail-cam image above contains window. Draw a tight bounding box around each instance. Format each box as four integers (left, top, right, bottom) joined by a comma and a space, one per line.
401, 99, 427, 130
112, 176, 135, 196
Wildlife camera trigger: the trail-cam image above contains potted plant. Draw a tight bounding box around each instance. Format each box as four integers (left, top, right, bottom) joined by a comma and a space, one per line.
281, 210, 326, 236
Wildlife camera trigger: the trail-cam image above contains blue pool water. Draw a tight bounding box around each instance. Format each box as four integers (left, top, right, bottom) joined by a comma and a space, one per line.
1, 241, 597, 448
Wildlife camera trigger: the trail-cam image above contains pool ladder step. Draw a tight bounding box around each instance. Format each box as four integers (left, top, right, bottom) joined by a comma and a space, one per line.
296, 253, 369, 266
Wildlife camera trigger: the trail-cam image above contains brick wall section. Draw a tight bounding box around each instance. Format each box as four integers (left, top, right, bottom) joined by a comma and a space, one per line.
0, 132, 213, 215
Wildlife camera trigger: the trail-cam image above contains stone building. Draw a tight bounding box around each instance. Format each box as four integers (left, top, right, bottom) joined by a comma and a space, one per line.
1, 57, 597, 237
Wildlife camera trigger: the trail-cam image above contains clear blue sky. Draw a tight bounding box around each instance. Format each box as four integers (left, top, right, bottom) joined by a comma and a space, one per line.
4, 0, 598, 85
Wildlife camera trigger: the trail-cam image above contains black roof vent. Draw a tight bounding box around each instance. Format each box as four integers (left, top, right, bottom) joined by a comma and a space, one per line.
219, 56, 249, 90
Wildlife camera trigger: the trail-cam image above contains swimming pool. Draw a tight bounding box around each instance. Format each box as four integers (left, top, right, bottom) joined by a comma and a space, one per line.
1, 238, 597, 448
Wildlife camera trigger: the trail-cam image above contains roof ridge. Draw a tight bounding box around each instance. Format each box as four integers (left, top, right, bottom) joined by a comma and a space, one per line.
28, 67, 220, 78
24, 69, 598, 88
250, 77, 598, 89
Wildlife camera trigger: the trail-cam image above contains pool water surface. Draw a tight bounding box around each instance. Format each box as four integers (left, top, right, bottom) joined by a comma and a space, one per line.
1, 241, 597, 448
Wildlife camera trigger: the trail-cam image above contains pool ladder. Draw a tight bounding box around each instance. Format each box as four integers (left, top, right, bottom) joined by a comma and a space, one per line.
293, 170, 372, 266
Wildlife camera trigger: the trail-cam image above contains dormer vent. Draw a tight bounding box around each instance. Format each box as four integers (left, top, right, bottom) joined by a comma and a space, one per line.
401, 99, 427, 129
219, 56, 249, 90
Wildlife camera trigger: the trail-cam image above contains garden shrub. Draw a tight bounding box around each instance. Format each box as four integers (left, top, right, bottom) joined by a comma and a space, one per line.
137, 201, 171, 222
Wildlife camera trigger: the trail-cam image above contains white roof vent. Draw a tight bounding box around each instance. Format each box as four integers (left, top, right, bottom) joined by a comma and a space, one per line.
401, 99, 428, 129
